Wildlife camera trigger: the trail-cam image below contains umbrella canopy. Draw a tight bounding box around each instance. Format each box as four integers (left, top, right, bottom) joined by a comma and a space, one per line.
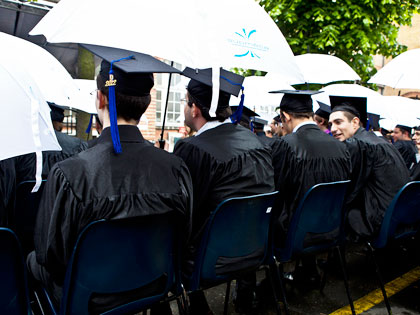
0, 31, 79, 107
368, 49, 420, 89
293, 53, 361, 84
72, 79, 97, 114
29, 0, 303, 82
380, 96, 420, 129
313, 84, 389, 118
0, 61, 61, 162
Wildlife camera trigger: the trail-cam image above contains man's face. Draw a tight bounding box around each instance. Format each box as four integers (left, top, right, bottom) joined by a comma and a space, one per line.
329, 111, 358, 141
412, 130, 420, 145
270, 120, 278, 134
392, 127, 404, 142
183, 96, 194, 131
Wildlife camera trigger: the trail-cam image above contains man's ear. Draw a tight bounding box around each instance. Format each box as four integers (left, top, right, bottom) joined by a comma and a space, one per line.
352, 116, 361, 129
191, 103, 201, 118
98, 90, 108, 110
282, 112, 291, 122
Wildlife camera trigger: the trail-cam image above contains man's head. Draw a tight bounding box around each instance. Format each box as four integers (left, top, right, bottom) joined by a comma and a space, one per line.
412, 126, 420, 148
270, 115, 282, 136
329, 96, 367, 141
392, 125, 412, 142
96, 61, 153, 126
314, 101, 331, 131
49, 103, 65, 132
273, 90, 320, 135
182, 67, 244, 131
329, 108, 361, 141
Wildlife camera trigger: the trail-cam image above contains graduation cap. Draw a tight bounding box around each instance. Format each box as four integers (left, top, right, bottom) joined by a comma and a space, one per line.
269, 90, 322, 113
330, 95, 368, 128
48, 102, 65, 123
273, 115, 281, 124
395, 124, 412, 134
251, 117, 268, 130
230, 105, 259, 130
367, 113, 380, 130
182, 67, 245, 124
80, 44, 181, 154
315, 101, 331, 120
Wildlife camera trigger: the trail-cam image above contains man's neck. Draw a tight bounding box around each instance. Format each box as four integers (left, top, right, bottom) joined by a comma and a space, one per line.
291, 118, 313, 131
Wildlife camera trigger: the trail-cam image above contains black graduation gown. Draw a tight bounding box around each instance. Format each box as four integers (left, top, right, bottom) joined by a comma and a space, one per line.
0, 158, 16, 226
345, 128, 410, 237
410, 161, 420, 181
394, 140, 417, 169
54, 130, 88, 155
32, 125, 193, 292
174, 123, 275, 243
271, 124, 352, 241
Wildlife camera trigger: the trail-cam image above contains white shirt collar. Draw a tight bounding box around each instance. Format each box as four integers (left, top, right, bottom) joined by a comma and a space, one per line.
195, 119, 231, 136
293, 121, 317, 133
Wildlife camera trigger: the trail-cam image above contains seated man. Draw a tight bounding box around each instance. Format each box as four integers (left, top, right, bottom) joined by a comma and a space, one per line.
174, 68, 275, 313
329, 96, 409, 238
314, 101, 332, 135
269, 90, 351, 283
28, 46, 192, 313
392, 124, 417, 169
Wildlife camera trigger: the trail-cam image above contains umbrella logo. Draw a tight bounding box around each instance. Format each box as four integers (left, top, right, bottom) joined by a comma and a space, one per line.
228, 28, 269, 58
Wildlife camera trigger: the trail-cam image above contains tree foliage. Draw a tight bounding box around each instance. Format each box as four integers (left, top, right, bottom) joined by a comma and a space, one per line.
258, 0, 420, 83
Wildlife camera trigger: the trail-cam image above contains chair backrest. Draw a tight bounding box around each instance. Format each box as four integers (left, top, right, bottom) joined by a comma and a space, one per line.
60, 214, 181, 315
188, 191, 278, 291
0, 228, 31, 315
276, 180, 350, 262
372, 181, 420, 248
13, 180, 47, 254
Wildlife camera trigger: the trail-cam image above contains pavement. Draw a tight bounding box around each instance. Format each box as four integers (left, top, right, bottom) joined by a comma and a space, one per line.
169, 237, 420, 315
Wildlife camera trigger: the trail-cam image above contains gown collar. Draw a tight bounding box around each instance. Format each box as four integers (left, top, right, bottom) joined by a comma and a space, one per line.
99, 125, 145, 144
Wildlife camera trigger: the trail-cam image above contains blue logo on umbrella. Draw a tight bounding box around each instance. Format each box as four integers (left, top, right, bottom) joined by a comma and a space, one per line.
228, 29, 268, 58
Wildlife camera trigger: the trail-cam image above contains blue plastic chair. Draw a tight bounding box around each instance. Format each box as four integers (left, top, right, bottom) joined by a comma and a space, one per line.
13, 180, 47, 254
366, 181, 420, 315
0, 228, 31, 315
273, 180, 354, 315
39, 214, 185, 315
184, 191, 279, 315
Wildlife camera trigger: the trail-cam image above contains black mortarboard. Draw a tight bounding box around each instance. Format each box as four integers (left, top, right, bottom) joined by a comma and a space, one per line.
48, 102, 65, 123
231, 105, 259, 127
415, 126, 420, 131
396, 124, 412, 134
273, 115, 281, 123
367, 113, 380, 130
330, 95, 367, 127
252, 117, 268, 130
80, 44, 181, 154
269, 90, 322, 113
315, 101, 331, 120
183, 67, 245, 113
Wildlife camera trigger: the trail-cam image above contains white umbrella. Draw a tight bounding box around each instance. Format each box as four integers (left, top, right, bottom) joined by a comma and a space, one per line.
29, 0, 304, 117
313, 83, 389, 118
0, 59, 61, 191
0, 32, 79, 107
380, 96, 420, 128
230, 76, 294, 107
294, 53, 361, 84
72, 79, 97, 114
368, 49, 420, 89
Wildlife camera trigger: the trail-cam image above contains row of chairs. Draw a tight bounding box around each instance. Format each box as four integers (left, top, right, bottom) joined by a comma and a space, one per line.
3, 180, 420, 314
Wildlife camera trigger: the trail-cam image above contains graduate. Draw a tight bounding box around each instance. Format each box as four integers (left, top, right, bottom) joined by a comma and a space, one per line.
314, 101, 332, 135
27, 45, 193, 314
392, 124, 417, 169
269, 90, 351, 285
329, 96, 409, 238
409, 126, 420, 181
174, 67, 275, 313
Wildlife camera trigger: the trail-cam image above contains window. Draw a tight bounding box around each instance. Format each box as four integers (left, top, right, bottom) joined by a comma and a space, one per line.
156, 91, 182, 126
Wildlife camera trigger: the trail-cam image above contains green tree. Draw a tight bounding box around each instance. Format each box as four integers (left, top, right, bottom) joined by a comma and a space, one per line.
258, 0, 420, 83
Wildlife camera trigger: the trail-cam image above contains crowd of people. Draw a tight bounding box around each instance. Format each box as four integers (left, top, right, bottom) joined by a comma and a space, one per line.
1, 45, 419, 314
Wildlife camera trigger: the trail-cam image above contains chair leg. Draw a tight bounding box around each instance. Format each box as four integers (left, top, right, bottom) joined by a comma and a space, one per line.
273, 262, 290, 315
223, 280, 231, 315
319, 250, 332, 293
267, 263, 284, 315
366, 242, 392, 315
335, 246, 356, 315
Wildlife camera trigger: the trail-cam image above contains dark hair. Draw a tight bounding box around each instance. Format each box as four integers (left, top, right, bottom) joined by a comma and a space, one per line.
96, 75, 151, 122
314, 114, 329, 127
281, 110, 314, 120
187, 92, 232, 122
338, 110, 363, 127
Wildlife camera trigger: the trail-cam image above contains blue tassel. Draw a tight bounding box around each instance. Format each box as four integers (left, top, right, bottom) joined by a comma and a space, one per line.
230, 87, 245, 124
106, 55, 134, 154
366, 119, 370, 131
85, 114, 93, 134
